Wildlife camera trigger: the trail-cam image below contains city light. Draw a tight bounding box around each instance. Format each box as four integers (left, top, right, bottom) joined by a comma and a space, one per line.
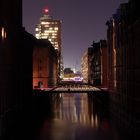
62, 76, 83, 82
44, 8, 49, 13
1, 27, 5, 40
35, 11, 61, 51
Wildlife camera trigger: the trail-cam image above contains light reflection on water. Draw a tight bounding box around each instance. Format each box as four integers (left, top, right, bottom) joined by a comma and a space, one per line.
39, 93, 120, 140
53, 93, 99, 129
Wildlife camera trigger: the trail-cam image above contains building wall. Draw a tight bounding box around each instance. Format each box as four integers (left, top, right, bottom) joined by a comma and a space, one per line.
33, 47, 49, 88
107, 2, 130, 133
81, 48, 93, 83
89, 40, 108, 87
0, 0, 22, 138
33, 40, 57, 88
127, 5, 140, 135
0, 1, 34, 138
106, 1, 140, 137
101, 45, 108, 87
81, 50, 88, 83
90, 42, 101, 85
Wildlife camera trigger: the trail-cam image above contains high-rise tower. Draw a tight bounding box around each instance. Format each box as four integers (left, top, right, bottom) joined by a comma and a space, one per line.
35, 8, 61, 53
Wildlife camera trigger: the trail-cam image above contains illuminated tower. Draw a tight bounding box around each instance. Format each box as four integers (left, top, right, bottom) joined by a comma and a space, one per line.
35, 8, 61, 53
35, 8, 62, 81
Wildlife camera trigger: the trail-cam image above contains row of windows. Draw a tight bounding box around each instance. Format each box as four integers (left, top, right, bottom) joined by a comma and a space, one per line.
35, 35, 58, 40
41, 21, 58, 25
43, 30, 58, 33
41, 34, 57, 39
36, 29, 58, 35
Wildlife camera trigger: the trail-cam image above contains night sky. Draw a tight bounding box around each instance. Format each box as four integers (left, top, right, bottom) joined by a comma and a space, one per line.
23, 0, 128, 70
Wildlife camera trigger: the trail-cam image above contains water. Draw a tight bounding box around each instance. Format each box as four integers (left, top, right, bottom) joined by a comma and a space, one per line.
4, 93, 120, 140
53, 93, 98, 128
35, 93, 120, 140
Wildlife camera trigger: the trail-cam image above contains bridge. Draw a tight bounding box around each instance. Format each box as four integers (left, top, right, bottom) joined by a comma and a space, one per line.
34, 85, 107, 93
33, 84, 109, 107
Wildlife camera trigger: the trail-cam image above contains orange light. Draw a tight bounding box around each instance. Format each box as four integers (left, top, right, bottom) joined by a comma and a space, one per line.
1, 27, 4, 39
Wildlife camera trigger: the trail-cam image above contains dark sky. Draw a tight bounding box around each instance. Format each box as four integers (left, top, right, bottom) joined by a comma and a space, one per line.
23, 0, 128, 70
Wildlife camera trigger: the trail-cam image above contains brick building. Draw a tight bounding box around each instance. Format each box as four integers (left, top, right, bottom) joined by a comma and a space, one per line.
33, 39, 57, 88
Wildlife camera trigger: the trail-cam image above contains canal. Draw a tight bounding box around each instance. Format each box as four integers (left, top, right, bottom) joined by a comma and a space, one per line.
30, 92, 120, 140
5, 92, 121, 140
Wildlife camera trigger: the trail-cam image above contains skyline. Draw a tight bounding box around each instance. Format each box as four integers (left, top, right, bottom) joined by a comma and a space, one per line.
23, 0, 128, 70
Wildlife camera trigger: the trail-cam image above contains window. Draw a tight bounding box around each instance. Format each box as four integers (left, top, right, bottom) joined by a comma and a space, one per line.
54, 27, 58, 30
35, 28, 39, 31
1, 27, 6, 40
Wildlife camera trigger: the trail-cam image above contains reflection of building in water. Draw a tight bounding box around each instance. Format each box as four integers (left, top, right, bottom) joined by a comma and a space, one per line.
74, 93, 81, 121
53, 93, 99, 128
88, 97, 100, 128
53, 94, 61, 119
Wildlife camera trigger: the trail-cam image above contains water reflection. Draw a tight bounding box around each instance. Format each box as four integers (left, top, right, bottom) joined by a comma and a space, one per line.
53, 93, 100, 129
4, 92, 121, 140
38, 93, 120, 140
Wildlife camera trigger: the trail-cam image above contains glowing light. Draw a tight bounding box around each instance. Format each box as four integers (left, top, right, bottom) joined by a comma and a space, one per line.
54, 27, 58, 30
35, 28, 39, 31
44, 8, 49, 13
1, 27, 4, 39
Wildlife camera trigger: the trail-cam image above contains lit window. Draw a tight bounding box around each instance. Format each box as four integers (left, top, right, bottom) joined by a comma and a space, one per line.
41, 36, 46, 39
113, 19, 115, 27
35, 34, 40, 39
1, 27, 4, 39
54, 27, 58, 30
55, 45, 58, 47
45, 25, 49, 27
45, 30, 54, 33
52, 36, 56, 38
44, 33, 49, 36
35, 28, 39, 31
1, 27, 6, 40
41, 22, 47, 25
